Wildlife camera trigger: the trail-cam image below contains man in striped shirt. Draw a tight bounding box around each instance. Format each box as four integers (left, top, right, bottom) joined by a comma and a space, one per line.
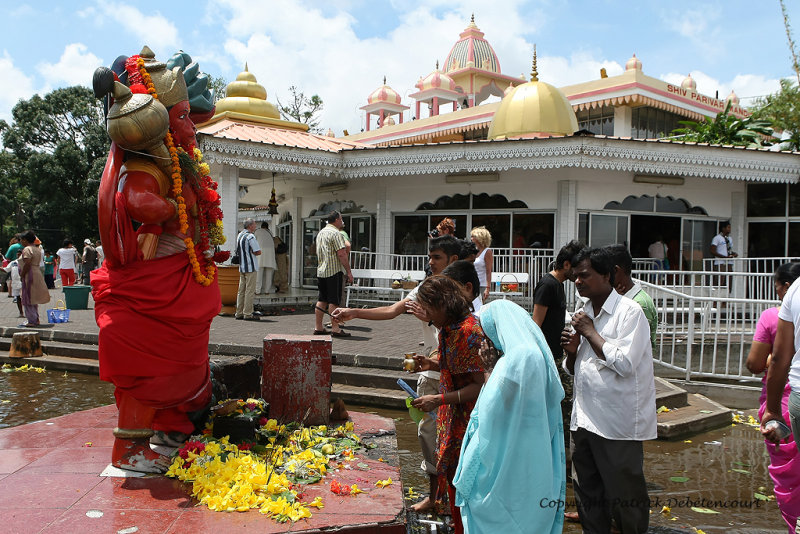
235, 219, 262, 321
314, 211, 353, 337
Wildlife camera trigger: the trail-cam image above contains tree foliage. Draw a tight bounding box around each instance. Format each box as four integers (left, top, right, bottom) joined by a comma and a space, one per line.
751, 79, 800, 150
276, 86, 324, 133
208, 74, 227, 104
670, 101, 775, 148
0, 86, 109, 249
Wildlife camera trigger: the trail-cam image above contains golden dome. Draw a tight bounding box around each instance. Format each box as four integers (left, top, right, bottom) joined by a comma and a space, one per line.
681, 73, 696, 90
383, 116, 396, 127
625, 53, 642, 71
726, 89, 739, 105
488, 48, 578, 140
416, 62, 457, 92
213, 64, 279, 119
368, 77, 402, 105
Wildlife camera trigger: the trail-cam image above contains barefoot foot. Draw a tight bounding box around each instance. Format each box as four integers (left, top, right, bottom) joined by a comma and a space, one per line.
112, 438, 171, 473
410, 496, 434, 513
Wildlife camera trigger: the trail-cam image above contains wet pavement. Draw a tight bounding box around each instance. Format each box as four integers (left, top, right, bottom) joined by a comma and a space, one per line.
0, 287, 792, 532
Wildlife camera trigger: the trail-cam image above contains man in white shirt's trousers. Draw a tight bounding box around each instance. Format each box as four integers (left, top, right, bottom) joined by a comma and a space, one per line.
562, 247, 657, 534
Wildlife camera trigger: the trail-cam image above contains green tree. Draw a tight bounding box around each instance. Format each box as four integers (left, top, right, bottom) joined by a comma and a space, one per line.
1, 86, 109, 248
276, 86, 324, 133
670, 101, 775, 148
208, 74, 227, 104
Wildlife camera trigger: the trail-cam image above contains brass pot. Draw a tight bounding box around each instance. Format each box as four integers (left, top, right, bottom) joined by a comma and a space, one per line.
106, 81, 169, 151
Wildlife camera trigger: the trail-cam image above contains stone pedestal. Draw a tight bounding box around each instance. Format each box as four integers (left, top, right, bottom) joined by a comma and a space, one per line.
9, 332, 43, 358
262, 335, 331, 425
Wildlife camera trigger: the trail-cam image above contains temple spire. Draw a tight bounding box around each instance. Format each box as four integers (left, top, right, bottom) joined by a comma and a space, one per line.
530, 45, 538, 82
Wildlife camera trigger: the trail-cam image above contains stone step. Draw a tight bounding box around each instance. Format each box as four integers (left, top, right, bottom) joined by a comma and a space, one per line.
0, 353, 99, 373
656, 392, 732, 440
332, 364, 418, 391
0, 338, 98, 360
654, 376, 688, 409
332, 384, 409, 410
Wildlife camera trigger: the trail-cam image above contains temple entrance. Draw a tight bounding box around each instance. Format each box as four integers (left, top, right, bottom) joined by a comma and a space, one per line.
630, 214, 681, 268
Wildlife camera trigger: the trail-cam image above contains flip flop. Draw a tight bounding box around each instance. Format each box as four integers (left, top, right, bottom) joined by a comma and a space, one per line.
331, 331, 351, 338
313, 330, 329, 335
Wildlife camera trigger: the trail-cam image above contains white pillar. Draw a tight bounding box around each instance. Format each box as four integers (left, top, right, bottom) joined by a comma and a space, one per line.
219, 164, 239, 253
557, 180, 578, 247
375, 183, 393, 270
613, 105, 633, 137
290, 193, 302, 288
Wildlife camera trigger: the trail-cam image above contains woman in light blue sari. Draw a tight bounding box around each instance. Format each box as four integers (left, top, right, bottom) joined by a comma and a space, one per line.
453, 299, 565, 533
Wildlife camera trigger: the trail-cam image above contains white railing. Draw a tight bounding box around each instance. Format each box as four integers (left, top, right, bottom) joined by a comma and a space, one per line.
637, 279, 776, 383
632, 269, 778, 302
702, 256, 800, 274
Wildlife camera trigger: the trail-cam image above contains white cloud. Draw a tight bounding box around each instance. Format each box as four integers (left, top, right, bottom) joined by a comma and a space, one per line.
0, 51, 35, 124
215, 0, 548, 134
659, 6, 723, 58
94, 2, 179, 55
661, 71, 782, 106
540, 52, 624, 87
36, 43, 102, 89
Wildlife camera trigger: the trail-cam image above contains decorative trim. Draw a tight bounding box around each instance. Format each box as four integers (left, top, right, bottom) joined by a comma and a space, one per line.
199, 135, 800, 184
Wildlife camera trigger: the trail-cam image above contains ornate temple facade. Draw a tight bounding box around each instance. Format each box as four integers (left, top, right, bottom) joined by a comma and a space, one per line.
197, 17, 800, 288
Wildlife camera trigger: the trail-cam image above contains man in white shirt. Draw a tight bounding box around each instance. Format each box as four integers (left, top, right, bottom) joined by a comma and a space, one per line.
762, 277, 800, 453
253, 222, 277, 294
561, 247, 656, 534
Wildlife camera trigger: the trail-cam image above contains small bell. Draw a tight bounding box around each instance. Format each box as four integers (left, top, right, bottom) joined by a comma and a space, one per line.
267, 188, 279, 215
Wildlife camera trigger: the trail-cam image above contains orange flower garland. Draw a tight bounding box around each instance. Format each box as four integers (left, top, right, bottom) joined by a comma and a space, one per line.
137, 57, 216, 286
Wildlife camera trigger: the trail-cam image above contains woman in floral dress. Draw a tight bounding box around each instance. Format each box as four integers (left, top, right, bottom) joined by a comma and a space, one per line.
411, 275, 485, 534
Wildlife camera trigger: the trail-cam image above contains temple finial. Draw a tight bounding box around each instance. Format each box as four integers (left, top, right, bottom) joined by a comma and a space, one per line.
245, 62, 249, 72
531, 45, 538, 82
383, 75, 386, 85
435, 60, 439, 70
471, 13, 475, 23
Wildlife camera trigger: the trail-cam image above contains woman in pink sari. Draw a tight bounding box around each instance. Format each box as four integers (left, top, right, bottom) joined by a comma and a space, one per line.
746, 262, 800, 533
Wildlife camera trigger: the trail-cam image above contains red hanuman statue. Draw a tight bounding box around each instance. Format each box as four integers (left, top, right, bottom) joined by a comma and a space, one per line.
91, 46, 223, 473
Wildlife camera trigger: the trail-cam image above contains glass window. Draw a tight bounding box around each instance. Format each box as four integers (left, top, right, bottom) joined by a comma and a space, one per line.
302, 219, 324, 286
682, 219, 717, 270
577, 105, 615, 135
511, 213, 555, 249
748, 222, 786, 257
589, 214, 628, 248
394, 215, 428, 255
789, 184, 800, 217
471, 214, 511, 248
345, 215, 375, 253
790, 222, 800, 256
578, 213, 589, 246
631, 107, 683, 139
748, 183, 786, 217
430, 215, 467, 239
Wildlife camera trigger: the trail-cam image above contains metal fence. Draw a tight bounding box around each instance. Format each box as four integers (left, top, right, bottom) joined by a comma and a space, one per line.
637, 277, 776, 383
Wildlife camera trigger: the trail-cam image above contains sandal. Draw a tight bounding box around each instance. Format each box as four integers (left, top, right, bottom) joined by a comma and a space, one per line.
313, 330, 329, 335
331, 331, 351, 338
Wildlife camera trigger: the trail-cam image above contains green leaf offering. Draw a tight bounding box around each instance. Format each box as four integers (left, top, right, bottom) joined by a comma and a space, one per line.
691, 507, 720, 514
669, 476, 689, 483
731, 468, 750, 474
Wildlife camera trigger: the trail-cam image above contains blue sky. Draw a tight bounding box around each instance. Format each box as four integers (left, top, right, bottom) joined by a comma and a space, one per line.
1, 0, 799, 134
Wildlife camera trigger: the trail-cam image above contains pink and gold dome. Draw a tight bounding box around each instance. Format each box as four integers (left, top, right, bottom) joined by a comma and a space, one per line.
416, 62, 457, 91
443, 15, 502, 73
367, 77, 402, 105
726, 89, 739, 105
625, 53, 642, 71
681, 73, 697, 91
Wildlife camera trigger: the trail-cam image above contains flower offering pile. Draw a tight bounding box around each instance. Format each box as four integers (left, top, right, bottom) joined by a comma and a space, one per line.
166, 398, 369, 523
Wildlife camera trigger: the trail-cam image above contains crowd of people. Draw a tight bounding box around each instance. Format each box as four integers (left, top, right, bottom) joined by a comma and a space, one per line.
0, 233, 105, 325
320, 215, 662, 533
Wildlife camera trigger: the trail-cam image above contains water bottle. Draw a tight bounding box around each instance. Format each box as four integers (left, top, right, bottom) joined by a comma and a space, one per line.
764, 419, 792, 440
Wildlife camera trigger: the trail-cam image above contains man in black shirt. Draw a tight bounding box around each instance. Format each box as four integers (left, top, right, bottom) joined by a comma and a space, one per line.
533, 240, 583, 358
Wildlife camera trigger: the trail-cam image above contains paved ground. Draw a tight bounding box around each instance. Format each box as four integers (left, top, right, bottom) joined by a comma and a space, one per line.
0, 287, 427, 361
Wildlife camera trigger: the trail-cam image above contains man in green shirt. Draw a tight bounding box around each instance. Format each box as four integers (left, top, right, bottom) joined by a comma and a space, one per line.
606, 244, 658, 352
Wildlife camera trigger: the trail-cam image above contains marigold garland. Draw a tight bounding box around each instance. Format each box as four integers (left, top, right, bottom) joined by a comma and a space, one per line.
135, 57, 222, 286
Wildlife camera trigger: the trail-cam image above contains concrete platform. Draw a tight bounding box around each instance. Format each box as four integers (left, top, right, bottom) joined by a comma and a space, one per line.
0, 406, 405, 534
